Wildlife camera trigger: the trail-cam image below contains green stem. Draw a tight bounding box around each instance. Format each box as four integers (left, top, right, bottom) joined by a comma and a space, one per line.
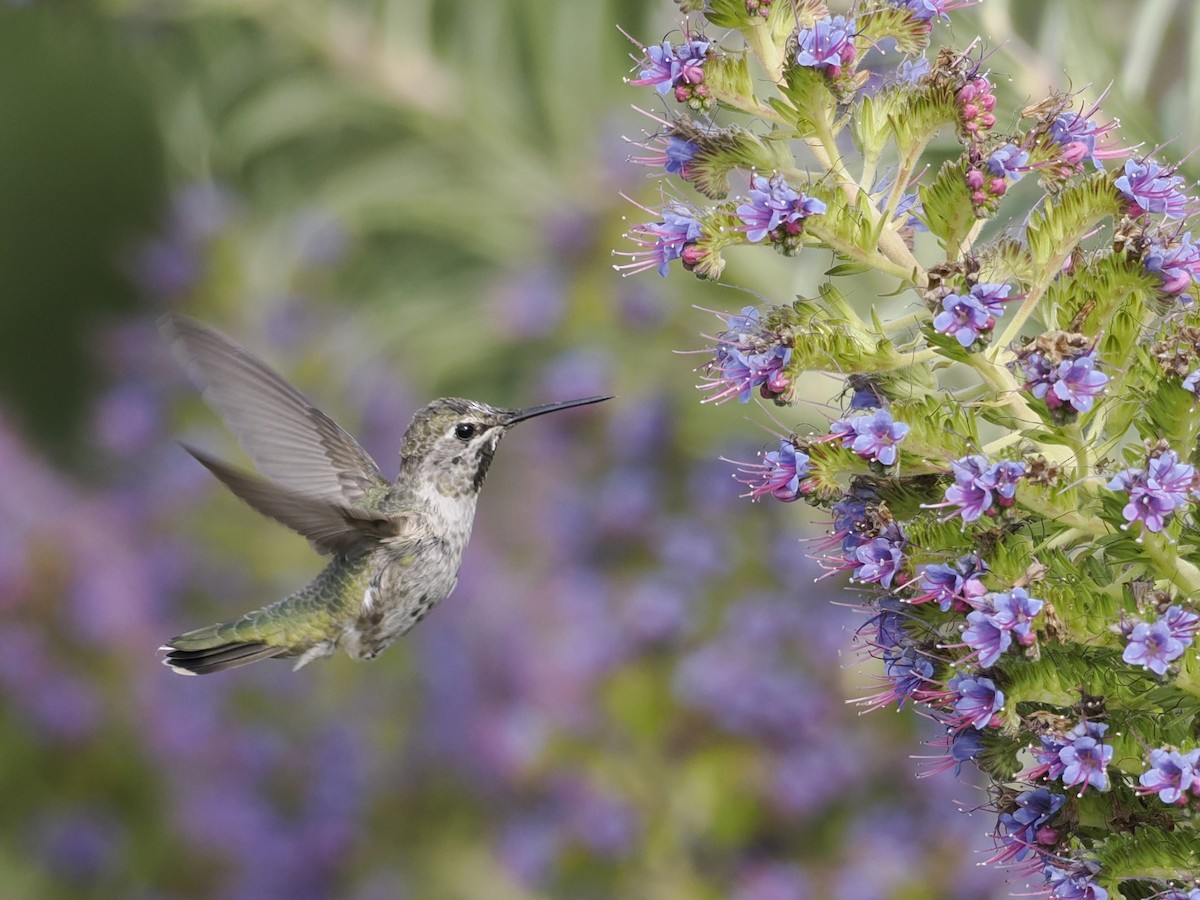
982, 429, 1026, 457
881, 308, 932, 338
961, 351, 1045, 435
744, 20, 785, 82
1062, 422, 1092, 484
1141, 532, 1200, 599
1016, 487, 1109, 536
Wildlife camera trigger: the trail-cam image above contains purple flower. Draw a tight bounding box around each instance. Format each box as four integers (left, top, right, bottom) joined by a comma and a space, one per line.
853, 536, 905, 589
988, 587, 1044, 645
876, 646, 935, 710
1027, 732, 1068, 782
701, 308, 793, 403
835, 408, 909, 466
735, 439, 810, 502
1124, 619, 1184, 675
1050, 353, 1108, 413
1143, 231, 1200, 300
940, 455, 993, 521
1019, 351, 1057, 399
735, 174, 826, 244
917, 727, 987, 776
616, 206, 702, 277
992, 788, 1064, 864
1149, 450, 1197, 503
933, 455, 1025, 522
1058, 721, 1113, 793
1107, 450, 1196, 533
1164, 604, 1200, 643
1115, 158, 1192, 219
629, 134, 699, 177
1122, 604, 1196, 675
909, 554, 987, 611
989, 460, 1026, 503
986, 143, 1029, 181
948, 674, 1004, 730
795, 16, 857, 75
970, 281, 1015, 316
896, 57, 930, 83
663, 137, 699, 175
1183, 369, 1200, 395
962, 611, 1010, 667
909, 563, 960, 609
1109, 470, 1176, 532
1044, 865, 1109, 900
1020, 347, 1107, 414
933, 292, 992, 347
1048, 109, 1124, 169
1137, 747, 1200, 804
628, 39, 711, 95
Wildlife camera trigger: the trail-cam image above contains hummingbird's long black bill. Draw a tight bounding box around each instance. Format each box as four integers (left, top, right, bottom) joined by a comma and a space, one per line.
507, 395, 612, 425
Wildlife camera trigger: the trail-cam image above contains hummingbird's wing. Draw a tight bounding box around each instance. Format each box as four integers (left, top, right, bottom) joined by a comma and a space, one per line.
182, 444, 407, 556
162, 315, 388, 506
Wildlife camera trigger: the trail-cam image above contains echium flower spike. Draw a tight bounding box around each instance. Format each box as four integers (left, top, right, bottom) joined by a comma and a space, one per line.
622, 1, 1200, 892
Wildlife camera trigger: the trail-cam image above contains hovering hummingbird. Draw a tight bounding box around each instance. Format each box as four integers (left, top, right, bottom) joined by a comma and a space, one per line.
159, 316, 610, 675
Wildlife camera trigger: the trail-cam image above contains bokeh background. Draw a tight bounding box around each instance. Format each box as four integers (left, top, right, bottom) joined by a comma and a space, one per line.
0, 1, 1195, 897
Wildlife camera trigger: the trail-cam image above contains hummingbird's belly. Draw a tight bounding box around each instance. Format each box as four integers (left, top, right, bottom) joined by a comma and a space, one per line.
342, 541, 463, 660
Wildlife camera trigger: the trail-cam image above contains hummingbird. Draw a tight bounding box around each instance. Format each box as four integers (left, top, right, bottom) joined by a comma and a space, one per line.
158, 315, 610, 675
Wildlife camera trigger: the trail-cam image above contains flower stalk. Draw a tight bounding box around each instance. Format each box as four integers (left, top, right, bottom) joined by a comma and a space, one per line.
621, 1, 1200, 896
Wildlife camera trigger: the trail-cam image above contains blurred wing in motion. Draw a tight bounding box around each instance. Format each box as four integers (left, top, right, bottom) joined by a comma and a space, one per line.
162, 314, 389, 505
181, 444, 406, 556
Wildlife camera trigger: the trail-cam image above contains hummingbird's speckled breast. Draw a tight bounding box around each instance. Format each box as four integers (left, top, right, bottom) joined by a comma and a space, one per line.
342, 487, 480, 660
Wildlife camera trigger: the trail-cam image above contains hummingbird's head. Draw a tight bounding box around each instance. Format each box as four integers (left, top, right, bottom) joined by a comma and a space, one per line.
400, 395, 610, 495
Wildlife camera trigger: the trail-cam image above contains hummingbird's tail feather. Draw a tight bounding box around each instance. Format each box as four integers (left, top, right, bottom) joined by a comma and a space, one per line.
161, 640, 287, 676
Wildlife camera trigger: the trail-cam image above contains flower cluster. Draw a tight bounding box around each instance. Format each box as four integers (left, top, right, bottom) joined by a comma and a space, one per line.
1017, 337, 1108, 418
624, 2, 1200, 895
736, 174, 827, 251
700, 306, 794, 403
1121, 604, 1199, 674
962, 587, 1044, 667
1106, 448, 1197, 534
931, 281, 1014, 348
827, 409, 910, 466
734, 438, 810, 502
955, 73, 996, 141
933, 454, 1025, 522
967, 143, 1029, 212
627, 37, 714, 109
795, 15, 857, 77
615, 204, 702, 277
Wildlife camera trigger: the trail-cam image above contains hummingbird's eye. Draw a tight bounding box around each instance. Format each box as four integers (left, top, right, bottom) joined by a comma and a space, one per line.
454, 422, 477, 441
